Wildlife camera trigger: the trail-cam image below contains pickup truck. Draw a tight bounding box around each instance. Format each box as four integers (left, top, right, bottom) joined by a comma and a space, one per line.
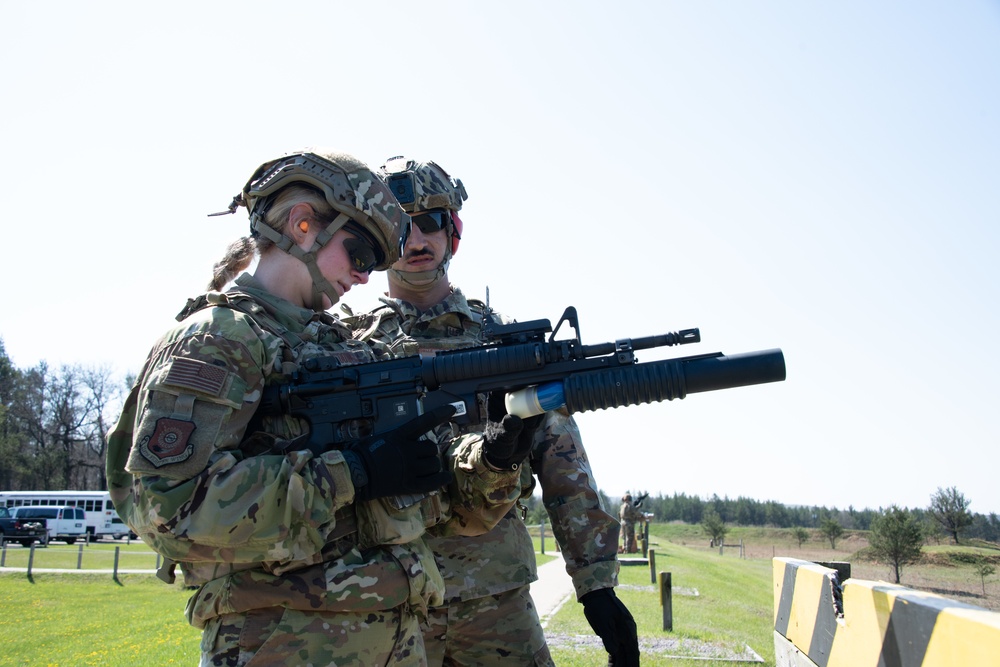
0, 506, 47, 547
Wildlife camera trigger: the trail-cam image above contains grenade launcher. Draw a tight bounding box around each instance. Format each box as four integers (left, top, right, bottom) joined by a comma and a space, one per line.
259, 306, 786, 452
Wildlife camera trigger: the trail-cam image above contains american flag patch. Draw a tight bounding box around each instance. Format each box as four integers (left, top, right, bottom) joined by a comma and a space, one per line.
164, 357, 228, 396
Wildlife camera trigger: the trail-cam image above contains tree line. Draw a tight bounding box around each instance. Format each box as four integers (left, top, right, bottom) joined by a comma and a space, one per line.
579, 487, 999, 544
0, 340, 126, 492
3, 339, 998, 550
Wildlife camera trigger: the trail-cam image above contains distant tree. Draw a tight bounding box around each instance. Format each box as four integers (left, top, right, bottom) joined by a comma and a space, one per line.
764, 500, 790, 528
522, 495, 547, 525
973, 557, 996, 597
792, 527, 810, 548
7, 362, 62, 488
848, 505, 877, 531
929, 486, 973, 544
702, 509, 727, 546
0, 339, 21, 489
869, 506, 923, 584
921, 514, 945, 545
709, 494, 729, 523
75, 365, 122, 490
735, 496, 756, 525
819, 518, 844, 549
970, 513, 1000, 543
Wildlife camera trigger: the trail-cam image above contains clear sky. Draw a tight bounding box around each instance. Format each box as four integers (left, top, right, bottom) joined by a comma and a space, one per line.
2, 1, 998, 514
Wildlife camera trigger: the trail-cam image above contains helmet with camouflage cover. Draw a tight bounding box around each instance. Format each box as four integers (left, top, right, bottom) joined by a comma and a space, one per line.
213, 150, 411, 310
379, 156, 467, 287
243, 150, 410, 270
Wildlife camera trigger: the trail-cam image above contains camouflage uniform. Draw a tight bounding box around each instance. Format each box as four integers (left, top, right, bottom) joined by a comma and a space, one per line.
106, 275, 524, 667
349, 288, 621, 667
619, 498, 645, 554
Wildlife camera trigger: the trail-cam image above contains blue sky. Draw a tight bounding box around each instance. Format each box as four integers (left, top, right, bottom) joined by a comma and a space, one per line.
2, 1, 998, 514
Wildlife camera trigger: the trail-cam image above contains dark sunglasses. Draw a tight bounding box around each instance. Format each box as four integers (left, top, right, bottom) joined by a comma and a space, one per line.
412, 209, 450, 235
343, 237, 378, 274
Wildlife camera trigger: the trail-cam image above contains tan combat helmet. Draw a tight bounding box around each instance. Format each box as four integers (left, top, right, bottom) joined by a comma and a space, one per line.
214, 150, 411, 310
379, 156, 467, 287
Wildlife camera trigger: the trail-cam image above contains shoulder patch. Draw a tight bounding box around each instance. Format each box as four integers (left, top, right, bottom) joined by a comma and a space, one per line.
139, 418, 196, 467
164, 357, 228, 397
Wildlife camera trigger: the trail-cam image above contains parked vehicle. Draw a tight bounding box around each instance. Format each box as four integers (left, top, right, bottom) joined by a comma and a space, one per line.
0, 490, 118, 538
8, 506, 87, 545
0, 506, 47, 547
107, 516, 136, 540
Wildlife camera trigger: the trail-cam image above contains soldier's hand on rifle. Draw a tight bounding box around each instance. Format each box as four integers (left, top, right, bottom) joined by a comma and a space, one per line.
482, 391, 543, 471
580, 588, 640, 667
341, 405, 456, 501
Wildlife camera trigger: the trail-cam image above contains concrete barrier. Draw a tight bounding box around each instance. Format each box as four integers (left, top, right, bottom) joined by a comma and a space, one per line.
773, 557, 1000, 667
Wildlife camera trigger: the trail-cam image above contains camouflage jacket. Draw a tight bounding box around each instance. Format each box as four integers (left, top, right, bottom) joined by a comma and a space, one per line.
620, 502, 645, 525
105, 274, 524, 628
348, 287, 621, 601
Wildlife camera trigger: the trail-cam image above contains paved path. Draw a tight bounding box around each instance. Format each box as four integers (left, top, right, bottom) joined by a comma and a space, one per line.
530, 556, 576, 625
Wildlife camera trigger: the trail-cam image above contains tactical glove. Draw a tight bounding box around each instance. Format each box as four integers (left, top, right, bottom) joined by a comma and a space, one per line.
482, 391, 543, 470
342, 405, 456, 501
581, 588, 640, 667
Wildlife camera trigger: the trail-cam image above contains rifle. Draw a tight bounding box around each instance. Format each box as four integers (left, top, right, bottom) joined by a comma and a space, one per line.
633, 492, 649, 508
260, 306, 786, 453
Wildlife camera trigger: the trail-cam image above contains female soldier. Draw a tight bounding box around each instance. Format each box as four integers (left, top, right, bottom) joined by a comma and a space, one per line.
106, 150, 536, 666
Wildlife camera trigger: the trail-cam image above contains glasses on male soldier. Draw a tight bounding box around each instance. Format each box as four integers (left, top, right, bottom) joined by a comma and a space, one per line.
412, 209, 450, 235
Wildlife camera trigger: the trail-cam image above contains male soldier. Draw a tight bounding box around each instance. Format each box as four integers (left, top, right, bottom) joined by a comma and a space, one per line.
348, 156, 640, 666
619, 493, 647, 554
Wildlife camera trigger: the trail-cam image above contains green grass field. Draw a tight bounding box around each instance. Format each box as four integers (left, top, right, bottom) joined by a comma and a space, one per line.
0, 536, 775, 666
546, 541, 774, 666
0, 573, 200, 666
1, 525, 996, 666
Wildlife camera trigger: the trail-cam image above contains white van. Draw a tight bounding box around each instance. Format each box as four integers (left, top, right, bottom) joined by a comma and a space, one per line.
9, 506, 87, 544
107, 515, 136, 540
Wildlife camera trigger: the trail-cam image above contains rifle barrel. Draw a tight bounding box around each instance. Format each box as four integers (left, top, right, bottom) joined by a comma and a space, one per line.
562, 349, 785, 414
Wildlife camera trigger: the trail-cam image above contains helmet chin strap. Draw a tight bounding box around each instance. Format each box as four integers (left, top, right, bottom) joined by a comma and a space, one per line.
304, 261, 341, 311
389, 224, 455, 291
252, 212, 351, 311
388, 258, 450, 292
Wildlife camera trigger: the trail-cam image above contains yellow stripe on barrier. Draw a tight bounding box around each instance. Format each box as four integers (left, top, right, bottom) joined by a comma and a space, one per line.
774, 558, 1000, 667
774, 558, 841, 666
923, 605, 1000, 667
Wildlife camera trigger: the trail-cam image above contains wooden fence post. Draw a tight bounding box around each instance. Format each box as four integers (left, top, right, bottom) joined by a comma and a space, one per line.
539, 522, 546, 555
659, 571, 673, 631
649, 549, 656, 584
77, 544, 84, 569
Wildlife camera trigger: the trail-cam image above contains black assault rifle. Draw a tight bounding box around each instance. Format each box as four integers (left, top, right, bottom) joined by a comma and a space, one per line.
260, 307, 786, 453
